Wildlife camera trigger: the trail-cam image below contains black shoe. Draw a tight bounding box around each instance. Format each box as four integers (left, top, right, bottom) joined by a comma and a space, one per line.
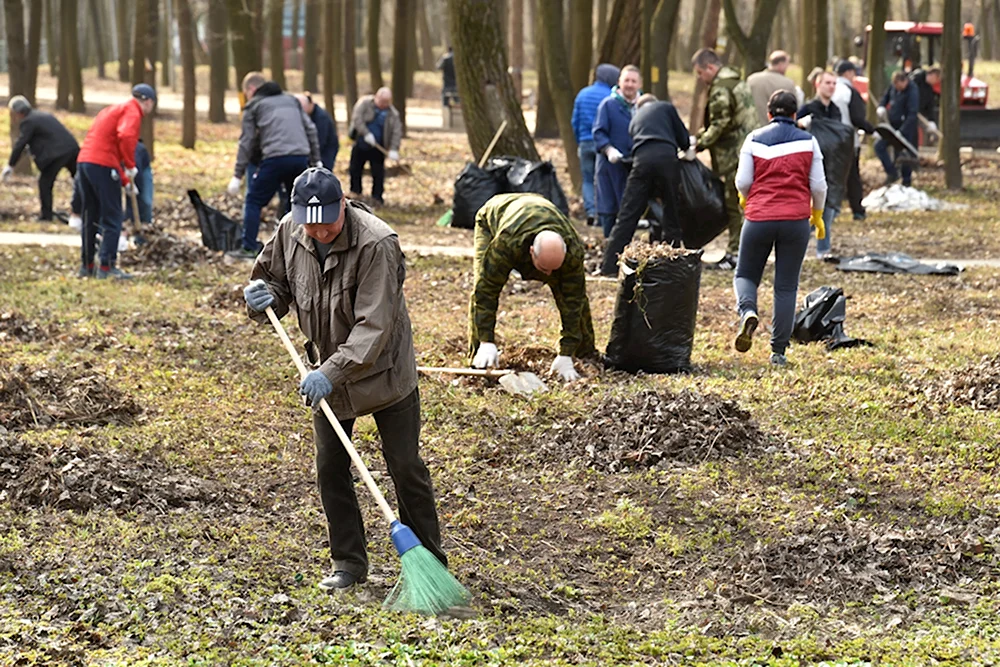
852, 211, 866, 221
318, 570, 366, 592
586, 216, 595, 227
884, 173, 900, 186
706, 253, 737, 271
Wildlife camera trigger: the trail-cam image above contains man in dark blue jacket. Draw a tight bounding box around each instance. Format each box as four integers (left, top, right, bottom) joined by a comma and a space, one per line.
592, 65, 641, 238
571, 63, 619, 226
875, 70, 920, 187
296, 93, 339, 169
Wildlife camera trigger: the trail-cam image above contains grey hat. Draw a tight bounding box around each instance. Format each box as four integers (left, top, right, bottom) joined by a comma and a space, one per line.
7, 95, 31, 114
291, 168, 344, 224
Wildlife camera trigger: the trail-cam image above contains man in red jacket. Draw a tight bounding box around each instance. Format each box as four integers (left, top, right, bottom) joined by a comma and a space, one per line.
75, 84, 156, 279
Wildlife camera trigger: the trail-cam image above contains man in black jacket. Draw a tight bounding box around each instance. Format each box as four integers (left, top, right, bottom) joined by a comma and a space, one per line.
600, 94, 690, 276
3, 96, 80, 221
909, 67, 940, 134
833, 61, 877, 220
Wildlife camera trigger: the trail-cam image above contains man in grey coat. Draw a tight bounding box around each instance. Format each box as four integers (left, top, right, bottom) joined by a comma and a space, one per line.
243, 168, 445, 592
348, 87, 402, 205
226, 72, 321, 258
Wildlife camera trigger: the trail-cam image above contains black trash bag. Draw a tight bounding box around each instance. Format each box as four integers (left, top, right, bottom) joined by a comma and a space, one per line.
188, 189, 242, 252
604, 251, 703, 373
835, 252, 960, 276
792, 285, 872, 350
809, 117, 855, 208
507, 159, 569, 215
452, 162, 503, 229
675, 159, 728, 249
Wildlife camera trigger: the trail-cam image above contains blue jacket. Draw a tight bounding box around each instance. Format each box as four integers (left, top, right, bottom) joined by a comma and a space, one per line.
571, 64, 620, 143
592, 93, 634, 214
880, 81, 920, 141
310, 104, 340, 168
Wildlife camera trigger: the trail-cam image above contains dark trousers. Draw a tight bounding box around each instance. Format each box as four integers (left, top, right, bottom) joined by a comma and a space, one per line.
77, 162, 124, 269
846, 147, 864, 216
734, 219, 811, 354
601, 147, 682, 275
874, 138, 913, 186
312, 387, 445, 578
243, 155, 309, 251
38, 150, 78, 220
349, 144, 386, 202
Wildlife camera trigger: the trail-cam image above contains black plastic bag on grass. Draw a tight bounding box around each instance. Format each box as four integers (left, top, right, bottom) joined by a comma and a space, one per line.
506, 159, 569, 216
451, 163, 503, 229
675, 159, 728, 249
188, 189, 242, 252
793, 285, 872, 350
605, 250, 703, 374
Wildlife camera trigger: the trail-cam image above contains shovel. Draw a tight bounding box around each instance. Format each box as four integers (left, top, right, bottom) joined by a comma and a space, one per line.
416, 366, 547, 396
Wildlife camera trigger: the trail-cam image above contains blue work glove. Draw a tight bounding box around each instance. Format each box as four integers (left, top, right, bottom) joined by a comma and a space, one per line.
300, 370, 333, 405
243, 279, 274, 312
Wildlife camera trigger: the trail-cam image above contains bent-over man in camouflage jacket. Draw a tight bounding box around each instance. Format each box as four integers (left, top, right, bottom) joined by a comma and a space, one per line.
468, 193, 596, 382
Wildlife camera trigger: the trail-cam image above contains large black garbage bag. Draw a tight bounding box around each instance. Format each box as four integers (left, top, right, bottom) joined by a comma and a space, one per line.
506, 159, 569, 215
605, 249, 703, 373
793, 285, 872, 350
452, 162, 503, 229
188, 189, 242, 252
809, 117, 855, 208
675, 159, 728, 249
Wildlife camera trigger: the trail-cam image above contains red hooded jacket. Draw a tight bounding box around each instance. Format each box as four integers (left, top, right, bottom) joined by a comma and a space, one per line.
76, 98, 143, 183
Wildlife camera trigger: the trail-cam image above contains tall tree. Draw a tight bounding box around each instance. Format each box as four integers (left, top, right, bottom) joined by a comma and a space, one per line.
597, 0, 641, 66
812, 0, 828, 70
26, 0, 42, 104
509, 0, 523, 99
798, 0, 816, 89
268, 0, 286, 88
569, 0, 592, 92
650, 0, 681, 99
596, 0, 608, 46
449, 0, 538, 161
330, 0, 344, 92
4, 0, 32, 174
290, 0, 301, 69
688, 0, 720, 132
865, 0, 888, 126
368, 0, 383, 89
208, 0, 228, 121
303, 0, 320, 91
226, 0, 262, 84
532, 0, 558, 139
344, 0, 359, 119
178, 0, 196, 148
88, 0, 106, 77
537, 0, 581, 192
721, 0, 783, 73
322, 0, 335, 110
134, 0, 158, 157
640, 0, 653, 85
939, 0, 961, 189
115, 0, 129, 80
62, 0, 85, 112
685, 0, 707, 63
392, 0, 414, 132
416, 0, 434, 69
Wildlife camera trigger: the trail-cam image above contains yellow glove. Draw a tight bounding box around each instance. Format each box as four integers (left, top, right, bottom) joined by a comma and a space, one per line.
738, 192, 747, 210
810, 209, 826, 240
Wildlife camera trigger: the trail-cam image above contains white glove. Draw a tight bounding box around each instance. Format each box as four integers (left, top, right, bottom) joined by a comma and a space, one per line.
472, 342, 499, 369
364, 132, 377, 146
606, 147, 623, 164
876, 106, 888, 122
313, 160, 323, 168
927, 121, 938, 133
689, 136, 697, 147
0, 165, 11, 181
125, 166, 139, 181
227, 176, 242, 196
388, 150, 400, 162
124, 182, 138, 196
68, 214, 83, 231
682, 147, 697, 161
797, 114, 813, 130
549, 355, 579, 382
117, 232, 129, 253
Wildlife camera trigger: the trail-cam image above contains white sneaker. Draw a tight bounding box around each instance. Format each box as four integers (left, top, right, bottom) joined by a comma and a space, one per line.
68, 214, 83, 231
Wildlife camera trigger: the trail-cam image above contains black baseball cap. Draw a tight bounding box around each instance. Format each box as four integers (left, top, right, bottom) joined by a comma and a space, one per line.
835, 60, 858, 76
291, 168, 344, 224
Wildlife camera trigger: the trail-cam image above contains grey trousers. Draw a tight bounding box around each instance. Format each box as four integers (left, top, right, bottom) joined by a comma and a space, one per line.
312, 387, 445, 577
733, 219, 811, 354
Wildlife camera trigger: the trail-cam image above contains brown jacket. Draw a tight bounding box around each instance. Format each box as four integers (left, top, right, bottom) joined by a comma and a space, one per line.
746, 68, 798, 127
249, 201, 417, 419
350, 96, 402, 152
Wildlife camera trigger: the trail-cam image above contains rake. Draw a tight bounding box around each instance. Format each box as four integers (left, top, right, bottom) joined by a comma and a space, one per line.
263, 306, 470, 615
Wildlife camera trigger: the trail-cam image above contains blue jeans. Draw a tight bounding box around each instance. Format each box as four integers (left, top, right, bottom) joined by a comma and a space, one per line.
874, 138, 912, 186
734, 219, 811, 354
598, 213, 616, 238
243, 155, 308, 250
124, 166, 153, 223
577, 140, 597, 218
77, 162, 125, 269
817, 206, 838, 256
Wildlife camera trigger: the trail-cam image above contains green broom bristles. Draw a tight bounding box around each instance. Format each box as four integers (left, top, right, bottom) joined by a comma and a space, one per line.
383, 544, 471, 615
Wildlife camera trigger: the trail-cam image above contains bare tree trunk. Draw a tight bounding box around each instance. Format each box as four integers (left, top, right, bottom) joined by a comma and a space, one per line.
290, 0, 301, 69
268, 0, 286, 87
904, 0, 917, 19
61, 0, 85, 112
344, 0, 359, 120
115, 0, 129, 80
26, 0, 42, 104
688, 0, 720, 133
391, 0, 413, 132
812, 0, 828, 70
509, 0, 523, 99
569, 0, 592, 91
178, 0, 196, 148
684, 0, 706, 62
598, 0, 641, 66
303, 0, 320, 91
449, 0, 538, 161
596, 0, 607, 47
416, 0, 434, 69
940, 0, 961, 188
865, 0, 888, 126
367, 0, 383, 89
162, 0, 173, 88
226, 0, 263, 84
640, 0, 652, 84
321, 0, 336, 109
532, 0, 558, 138
721, 0, 783, 73
537, 0, 580, 192
4, 0, 32, 174
798, 0, 816, 89
86, 0, 106, 77
135, 0, 157, 158
650, 0, 681, 98
208, 0, 227, 121
332, 0, 344, 92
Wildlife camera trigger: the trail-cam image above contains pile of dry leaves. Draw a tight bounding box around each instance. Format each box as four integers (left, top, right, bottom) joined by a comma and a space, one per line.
922, 355, 1000, 411
119, 226, 219, 270
0, 311, 55, 343
0, 363, 142, 430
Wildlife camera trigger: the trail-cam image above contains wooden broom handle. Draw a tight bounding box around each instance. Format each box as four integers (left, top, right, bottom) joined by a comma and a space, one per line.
478, 120, 508, 169
417, 366, 514, 377
265, 306, 397, 525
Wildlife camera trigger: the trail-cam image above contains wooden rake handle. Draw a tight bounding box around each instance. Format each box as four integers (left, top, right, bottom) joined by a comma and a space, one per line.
417, 366, 514, 378
264, 306, 397, 525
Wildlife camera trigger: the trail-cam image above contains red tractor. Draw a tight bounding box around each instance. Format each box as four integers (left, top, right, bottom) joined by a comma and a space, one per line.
853, 21, 999, 145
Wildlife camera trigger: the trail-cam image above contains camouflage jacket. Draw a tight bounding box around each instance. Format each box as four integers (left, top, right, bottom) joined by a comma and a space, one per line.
697, 66, 758, 175
469, 193, 595, 359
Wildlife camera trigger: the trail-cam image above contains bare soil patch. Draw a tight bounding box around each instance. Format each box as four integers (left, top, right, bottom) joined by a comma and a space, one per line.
0, 363, 142, 430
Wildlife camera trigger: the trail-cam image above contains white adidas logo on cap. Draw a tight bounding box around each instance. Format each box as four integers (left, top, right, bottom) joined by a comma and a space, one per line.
308, 195, 321, 204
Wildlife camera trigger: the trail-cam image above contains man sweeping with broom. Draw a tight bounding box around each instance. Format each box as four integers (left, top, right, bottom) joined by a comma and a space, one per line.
242, 168, 454, 601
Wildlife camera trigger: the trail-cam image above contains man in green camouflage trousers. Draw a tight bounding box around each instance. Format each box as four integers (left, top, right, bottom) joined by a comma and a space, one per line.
468, 193, 595, 382
692, 48, 759, 269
